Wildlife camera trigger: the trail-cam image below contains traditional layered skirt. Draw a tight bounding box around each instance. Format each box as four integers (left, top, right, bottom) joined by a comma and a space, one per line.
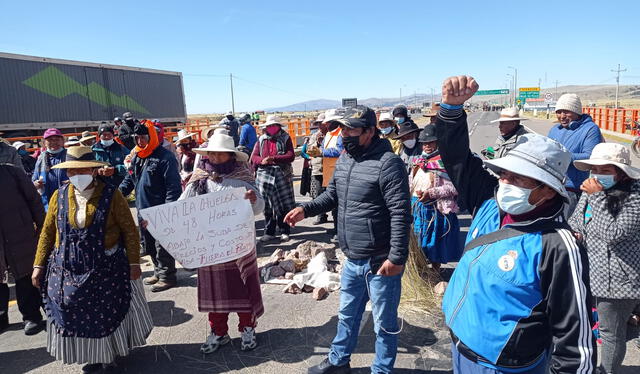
197, 251, 264, 317
43, 184, 153, 365
411, 196, 462, 264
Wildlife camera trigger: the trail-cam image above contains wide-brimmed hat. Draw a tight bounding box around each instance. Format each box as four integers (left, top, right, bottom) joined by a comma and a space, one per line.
418, 125, 437, 143
311, 113, 325, 130
65, 136, 80, 147
12, 141, 26, 150
259, 115, 284, 129
80, 131, 95, 143
484, 134, 571, 199
192, 132, 249, 162
174, 129, 197, 144
423, 103, 441, 117
52, 146, 108, 169
393, 120, 421, 139
574, 143, 640, 179
378, 112, 396, 125
490, 107, 528, 123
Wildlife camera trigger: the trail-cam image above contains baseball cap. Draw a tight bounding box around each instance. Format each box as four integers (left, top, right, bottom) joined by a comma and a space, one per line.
333, 105, 377, 129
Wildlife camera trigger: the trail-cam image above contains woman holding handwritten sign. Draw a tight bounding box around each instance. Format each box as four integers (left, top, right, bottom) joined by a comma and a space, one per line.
181, 132, 265, 354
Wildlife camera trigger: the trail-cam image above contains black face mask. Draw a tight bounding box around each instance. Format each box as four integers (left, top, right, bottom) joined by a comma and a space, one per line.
343, 135, 363, 157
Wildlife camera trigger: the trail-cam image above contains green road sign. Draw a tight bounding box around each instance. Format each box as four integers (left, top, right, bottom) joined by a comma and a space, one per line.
518, 91, 540, 99
476, 89, 509, 95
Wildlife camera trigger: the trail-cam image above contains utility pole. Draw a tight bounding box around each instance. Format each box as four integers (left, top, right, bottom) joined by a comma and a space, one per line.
431, 88, 435, 105
554, 80, 560, 99
611, 64, 627, 109
399, 88, 402, 104
229, 73, 236, 114
508, 66, 518, 106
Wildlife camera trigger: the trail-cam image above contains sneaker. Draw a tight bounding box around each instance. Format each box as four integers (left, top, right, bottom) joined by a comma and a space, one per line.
260, 234, 277, 242
143, 275, 159, 285
240, 327, 257, 351
24, 320, 43, 336
200, 333, 230, 354
280, 234, 290, 242
308, 357, 351, 374
81, 363, 103, 373
330, 235, 338, 243
151, 280, 176, 293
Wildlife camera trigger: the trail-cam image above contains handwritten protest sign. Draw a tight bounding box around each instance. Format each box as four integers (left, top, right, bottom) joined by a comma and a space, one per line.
139, 187, 255, 269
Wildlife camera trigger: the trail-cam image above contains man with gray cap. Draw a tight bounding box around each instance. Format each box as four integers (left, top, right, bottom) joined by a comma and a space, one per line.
548, 93, 603, 214
436, 76, 595, 374
285, 106, 411, 374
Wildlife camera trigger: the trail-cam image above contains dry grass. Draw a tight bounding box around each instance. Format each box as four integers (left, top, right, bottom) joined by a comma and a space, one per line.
400, 232, 442, 314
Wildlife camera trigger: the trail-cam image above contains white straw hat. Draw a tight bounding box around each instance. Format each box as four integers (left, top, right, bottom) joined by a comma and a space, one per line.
490, 107, 528, 123
259, 115, 284, 129
378, 112, 396, 124
174, 129, 197, 144
574, 143, 640, 179
192, 132, 249, 162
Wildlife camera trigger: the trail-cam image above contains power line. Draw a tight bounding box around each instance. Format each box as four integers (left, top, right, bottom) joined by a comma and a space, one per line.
232, 75, 322, 100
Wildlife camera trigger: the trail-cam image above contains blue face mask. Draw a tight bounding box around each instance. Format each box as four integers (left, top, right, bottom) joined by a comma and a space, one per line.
591, 172, 617, 189
18, 149, 29, 156
46, 148, 64, 154
379, 127, 393, 135
395, 117, 405, 124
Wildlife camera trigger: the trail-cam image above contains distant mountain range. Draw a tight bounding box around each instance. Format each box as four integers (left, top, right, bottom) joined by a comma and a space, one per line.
263, 85, 640, 112
263, 94, 441, 112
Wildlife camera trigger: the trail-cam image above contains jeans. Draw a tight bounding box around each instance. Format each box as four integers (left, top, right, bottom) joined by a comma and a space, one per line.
597, 298, 639, 373
0, 275, 42, 323
328, 258, 402, 374
142, 228, 177, 283
451, 343, 547, 374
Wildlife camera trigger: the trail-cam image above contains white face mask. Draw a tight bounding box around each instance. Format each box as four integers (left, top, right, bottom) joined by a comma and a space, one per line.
496, 182, 542, 215
403, 138, 417, 149
69, 174, 94, 191
101, 139, 114, 147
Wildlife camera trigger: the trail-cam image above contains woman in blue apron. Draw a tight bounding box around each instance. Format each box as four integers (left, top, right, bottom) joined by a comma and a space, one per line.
31, 146, 153, 373
410, 125, 462, 272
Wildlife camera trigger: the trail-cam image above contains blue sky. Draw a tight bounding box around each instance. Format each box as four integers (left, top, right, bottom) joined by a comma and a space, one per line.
2, 0, 639, 113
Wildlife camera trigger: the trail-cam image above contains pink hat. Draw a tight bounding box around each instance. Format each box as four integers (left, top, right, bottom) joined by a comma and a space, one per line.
43, 128, 63, 139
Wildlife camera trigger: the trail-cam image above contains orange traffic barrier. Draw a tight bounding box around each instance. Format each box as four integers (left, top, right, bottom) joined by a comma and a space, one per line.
583, 107, 640, 135
4, 118, 315, 152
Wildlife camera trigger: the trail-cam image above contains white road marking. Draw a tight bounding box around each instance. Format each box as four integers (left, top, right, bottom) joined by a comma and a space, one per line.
468, 112, 486, 136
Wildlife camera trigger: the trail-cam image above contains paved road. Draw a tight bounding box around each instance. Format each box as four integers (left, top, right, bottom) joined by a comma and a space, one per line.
2, 112, 639, 373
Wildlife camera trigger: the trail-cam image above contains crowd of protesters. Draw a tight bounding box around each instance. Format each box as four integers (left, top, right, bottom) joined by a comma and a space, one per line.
0, 75, 639, 374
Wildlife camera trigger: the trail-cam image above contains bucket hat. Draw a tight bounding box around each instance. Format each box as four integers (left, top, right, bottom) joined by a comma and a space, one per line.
574, 143, 640, 179
484, 134, 572, 199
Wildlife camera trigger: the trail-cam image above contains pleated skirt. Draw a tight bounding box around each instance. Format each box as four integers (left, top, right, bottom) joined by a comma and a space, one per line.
46, 278, 153, 365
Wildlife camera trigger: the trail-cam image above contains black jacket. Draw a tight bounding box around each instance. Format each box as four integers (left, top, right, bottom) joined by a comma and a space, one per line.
302, 137, 411, 265
118, 122, 136, 150
436, 108, 596, 373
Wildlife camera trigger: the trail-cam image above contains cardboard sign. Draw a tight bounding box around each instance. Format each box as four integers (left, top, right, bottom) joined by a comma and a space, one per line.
322, 157, 338, 187
139, 187, 255, 269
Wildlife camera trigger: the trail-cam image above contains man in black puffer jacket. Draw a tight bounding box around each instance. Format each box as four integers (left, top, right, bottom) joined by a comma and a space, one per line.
285, 106, 411, 374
